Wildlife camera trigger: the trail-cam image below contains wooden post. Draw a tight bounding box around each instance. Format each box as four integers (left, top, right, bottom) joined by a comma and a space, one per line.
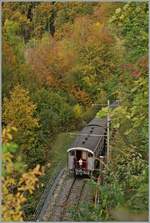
107, 100, 110, 162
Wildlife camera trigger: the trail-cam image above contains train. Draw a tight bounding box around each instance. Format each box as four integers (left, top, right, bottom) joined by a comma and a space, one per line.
67, 101, 118, 176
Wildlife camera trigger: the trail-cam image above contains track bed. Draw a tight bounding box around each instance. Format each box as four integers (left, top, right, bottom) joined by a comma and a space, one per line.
38, 170, 93, 221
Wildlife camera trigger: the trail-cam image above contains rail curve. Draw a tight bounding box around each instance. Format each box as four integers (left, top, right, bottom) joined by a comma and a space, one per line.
36, 169, 93, 221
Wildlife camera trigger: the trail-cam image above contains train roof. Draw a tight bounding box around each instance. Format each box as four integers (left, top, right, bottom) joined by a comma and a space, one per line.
87, 117, 107, 127
69, 117, 107, 153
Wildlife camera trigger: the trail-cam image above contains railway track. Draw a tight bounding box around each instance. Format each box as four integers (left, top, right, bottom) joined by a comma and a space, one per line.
60, 177, 86, 221
37, 169, 93, 221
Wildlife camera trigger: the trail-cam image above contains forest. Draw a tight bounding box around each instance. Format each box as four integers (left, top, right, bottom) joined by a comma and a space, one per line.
2, 1, 148, 221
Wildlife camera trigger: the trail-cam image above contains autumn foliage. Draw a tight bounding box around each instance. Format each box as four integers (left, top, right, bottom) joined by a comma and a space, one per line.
2, 1, 148, 221
2, 127, 43, 221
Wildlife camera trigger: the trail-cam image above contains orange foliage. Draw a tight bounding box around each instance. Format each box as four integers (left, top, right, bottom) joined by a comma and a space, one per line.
93, 3, 122, 22
26, 37, 77, 87
70, 85, 92, 105
69, 14, 114, 48
3, 41, 16, 67
26, 44, 57, 86
137, 55, 148, 72
70, 16, 91, 46
35, 2, 52, 14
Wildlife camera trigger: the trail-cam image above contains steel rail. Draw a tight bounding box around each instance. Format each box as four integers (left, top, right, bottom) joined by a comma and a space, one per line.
36, 167, 66, 221
60, 178, 86, 221
59, 177, 76, 220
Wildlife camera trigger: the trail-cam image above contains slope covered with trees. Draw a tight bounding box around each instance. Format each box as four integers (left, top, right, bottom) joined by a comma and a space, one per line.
2, 2, 148, 221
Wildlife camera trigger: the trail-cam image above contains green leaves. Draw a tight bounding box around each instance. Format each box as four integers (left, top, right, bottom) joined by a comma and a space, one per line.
83, 4, 148, 216
2, 2, 148, 221
110, 2, 148, 61
3, 143, 18, 153
96, 107, 109, 118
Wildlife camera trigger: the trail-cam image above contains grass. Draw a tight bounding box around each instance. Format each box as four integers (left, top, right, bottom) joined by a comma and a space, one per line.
45, 131, 78, 181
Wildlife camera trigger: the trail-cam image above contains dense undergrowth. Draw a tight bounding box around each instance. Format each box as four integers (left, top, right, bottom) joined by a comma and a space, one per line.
2, 2, 148, 221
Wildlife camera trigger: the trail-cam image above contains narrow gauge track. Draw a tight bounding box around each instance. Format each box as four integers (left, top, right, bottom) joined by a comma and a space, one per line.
60, 177, 86, 221
37, 170, 92, 221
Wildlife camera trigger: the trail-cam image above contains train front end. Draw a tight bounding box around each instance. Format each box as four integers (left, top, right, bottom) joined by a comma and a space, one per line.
67, 148, 94, 176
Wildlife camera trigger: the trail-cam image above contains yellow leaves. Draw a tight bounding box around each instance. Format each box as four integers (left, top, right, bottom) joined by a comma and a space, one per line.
2, 126, 17, 144
82, 76, 93, 87
3, 152, 14, 174
32, 164, 41, 175
4, 176, 16, 187
2, 127, 44, 220
35, 2, 52, 15
93, 21, 104, 32
115, 8, 121, 14
3, 85, 39, 132
18, 165, 42, 194
2, 162, 43, 221
123, 4, 129, 11
2, 191, 24, 221
3, 151, 13, 161
2, 206, 23, 222
73, 104, 82, 119
12, 11, 29, 24
16, 192, 27, 203
95, 22, 100, 27
119, 15, 125, 20
2, 176, 24, 221
2, 134, 43, 221
3, 130, 12, 142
